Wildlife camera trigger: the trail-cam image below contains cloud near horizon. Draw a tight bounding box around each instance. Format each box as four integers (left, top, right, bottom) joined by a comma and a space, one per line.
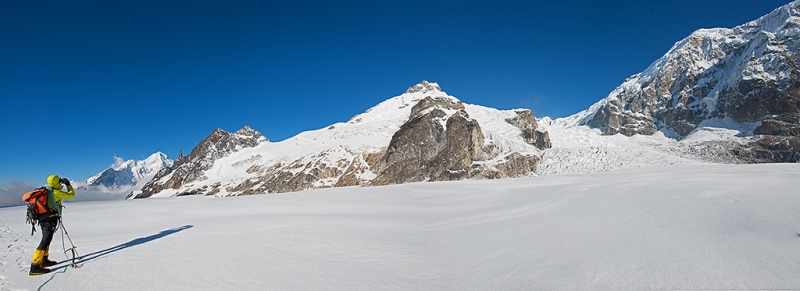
0, 181, 34, 208
0, 181, 133, 208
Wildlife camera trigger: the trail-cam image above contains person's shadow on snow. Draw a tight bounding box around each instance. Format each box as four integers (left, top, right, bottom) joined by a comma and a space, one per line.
51, 225, 194, 271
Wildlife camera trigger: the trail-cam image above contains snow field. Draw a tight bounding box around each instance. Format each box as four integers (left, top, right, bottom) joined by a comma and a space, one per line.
0, 163, 797, 290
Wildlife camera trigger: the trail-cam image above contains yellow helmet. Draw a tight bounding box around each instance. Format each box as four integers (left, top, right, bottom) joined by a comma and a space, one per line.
47, 174, 62, 189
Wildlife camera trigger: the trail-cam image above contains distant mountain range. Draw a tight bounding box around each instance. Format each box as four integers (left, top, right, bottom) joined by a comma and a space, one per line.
84, 1, 797, 199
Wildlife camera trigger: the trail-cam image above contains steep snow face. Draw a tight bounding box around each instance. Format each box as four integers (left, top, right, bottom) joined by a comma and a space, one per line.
349, 80, 454, 126
565, 1, 800, 137
293, 80, 458, 151
86, 152, 173, 187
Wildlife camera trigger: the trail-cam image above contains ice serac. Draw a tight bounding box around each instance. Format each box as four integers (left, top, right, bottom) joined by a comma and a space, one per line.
574, 1, 799, 162
137, 81, 550, 198
136, 126, 267, 198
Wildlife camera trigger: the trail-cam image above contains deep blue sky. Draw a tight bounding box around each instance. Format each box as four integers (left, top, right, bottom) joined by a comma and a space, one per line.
1, 0, 792, 184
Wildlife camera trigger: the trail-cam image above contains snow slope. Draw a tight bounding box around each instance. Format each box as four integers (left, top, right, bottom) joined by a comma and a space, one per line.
0, 163, 797, 290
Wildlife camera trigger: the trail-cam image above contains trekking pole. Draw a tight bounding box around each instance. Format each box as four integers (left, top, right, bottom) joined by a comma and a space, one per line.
58, 218, 80, 268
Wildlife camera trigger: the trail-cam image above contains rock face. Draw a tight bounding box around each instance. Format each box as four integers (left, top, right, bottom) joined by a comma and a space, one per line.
137, 126, 267, 198
369, 97, 486, 185
733, 135, 800, 163
364, 86, 547, 186
506, 109, 552, 150
575, 2, 800, 162
226, 148, 370, 196
754, 113, 800, 136
135, 81, 550, 198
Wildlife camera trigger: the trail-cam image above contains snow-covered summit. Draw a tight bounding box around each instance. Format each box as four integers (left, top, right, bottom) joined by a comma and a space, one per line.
559, 0, 799, 150
233, 125, 267, 141
265, 80, 469, 154
743, 0, 800, 35
348, 80, 456, 125
404, 80, 443, 94
535, 2, 800, 174
86, 152, 173, 187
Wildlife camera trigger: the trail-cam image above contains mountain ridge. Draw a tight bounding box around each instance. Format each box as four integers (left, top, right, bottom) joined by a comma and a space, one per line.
567, 1, 799, 142
136, 81, 551, 198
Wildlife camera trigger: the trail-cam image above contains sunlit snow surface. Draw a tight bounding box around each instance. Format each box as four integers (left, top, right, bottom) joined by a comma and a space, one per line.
0, 163, 797, 290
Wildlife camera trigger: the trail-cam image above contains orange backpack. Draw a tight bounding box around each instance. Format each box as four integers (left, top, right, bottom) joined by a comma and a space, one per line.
22, 187, 57, 234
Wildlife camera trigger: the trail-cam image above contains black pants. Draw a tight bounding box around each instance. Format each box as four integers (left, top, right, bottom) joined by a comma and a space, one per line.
37, 216, 59, 250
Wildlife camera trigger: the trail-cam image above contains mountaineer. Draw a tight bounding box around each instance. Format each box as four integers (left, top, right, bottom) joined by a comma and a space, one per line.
28, 174, 75, 276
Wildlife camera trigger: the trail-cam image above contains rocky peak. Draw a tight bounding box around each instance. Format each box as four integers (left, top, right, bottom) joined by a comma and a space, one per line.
234, 125, 266, 141
571, 1, 799, 162
138, 126, 266, 198
188, 126, 266, 164
742, 0, 800, 34
405, 80, 443, 94
579, 2, 799, 134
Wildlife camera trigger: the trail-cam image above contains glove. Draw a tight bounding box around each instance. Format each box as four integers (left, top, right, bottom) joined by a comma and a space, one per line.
60, 178, 71, 186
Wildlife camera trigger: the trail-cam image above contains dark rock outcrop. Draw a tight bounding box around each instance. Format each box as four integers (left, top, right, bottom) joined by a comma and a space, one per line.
370, 97, 544, 186
506, 109, 552, 150
754, 113, 800, 136
587, 103, 660, 136
370, 96, 483, 185
733, 135, 800, 163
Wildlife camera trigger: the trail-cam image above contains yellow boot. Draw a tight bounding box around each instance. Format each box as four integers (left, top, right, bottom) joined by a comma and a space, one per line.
29, 249, 50, 276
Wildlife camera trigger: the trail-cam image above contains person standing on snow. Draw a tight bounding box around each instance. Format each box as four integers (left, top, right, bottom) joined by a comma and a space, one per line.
29, 174, 75, 276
